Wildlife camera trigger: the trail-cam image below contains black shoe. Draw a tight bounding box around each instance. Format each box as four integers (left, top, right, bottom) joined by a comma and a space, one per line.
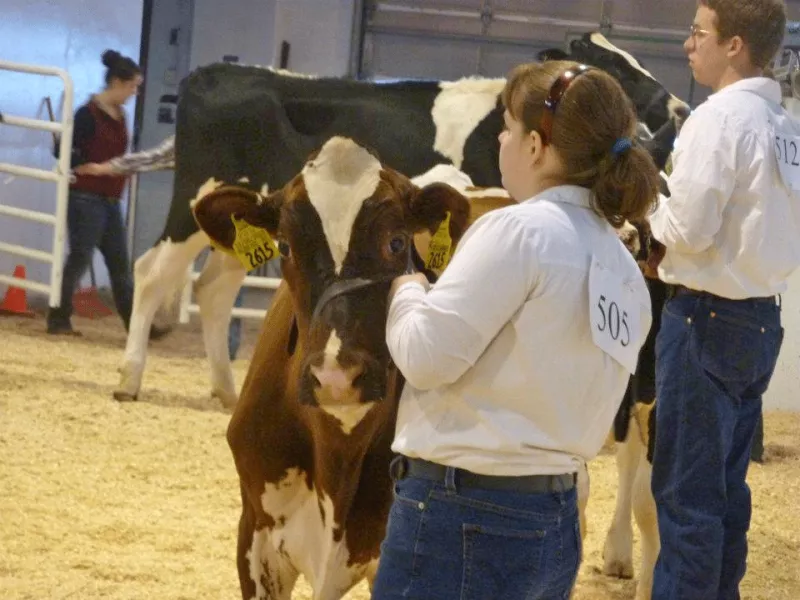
46, 322, 82, 337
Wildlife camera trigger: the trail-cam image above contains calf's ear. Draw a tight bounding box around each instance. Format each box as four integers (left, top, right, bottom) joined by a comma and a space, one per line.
407, 182, 471, 245
191, 185, 283, 251
405, 182, 472, 276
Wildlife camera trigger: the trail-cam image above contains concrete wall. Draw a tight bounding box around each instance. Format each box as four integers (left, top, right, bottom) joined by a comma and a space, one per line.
189, 0, 276, 70
272, 0, 356, 76
0, 0, 143, 296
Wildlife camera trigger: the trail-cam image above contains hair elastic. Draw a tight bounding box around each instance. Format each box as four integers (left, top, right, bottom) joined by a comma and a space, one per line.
611, 137, 633, 157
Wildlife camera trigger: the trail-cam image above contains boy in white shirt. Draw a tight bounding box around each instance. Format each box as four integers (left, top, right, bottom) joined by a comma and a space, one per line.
648, 1, 794, 598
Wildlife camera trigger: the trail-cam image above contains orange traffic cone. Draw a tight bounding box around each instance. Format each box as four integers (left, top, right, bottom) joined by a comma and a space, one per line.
73, 264, 113, 319
0, 264, 36, 318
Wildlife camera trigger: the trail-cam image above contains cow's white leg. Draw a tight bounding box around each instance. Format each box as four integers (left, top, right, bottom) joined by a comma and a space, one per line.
576, 458, 590, 544
115, 233, 208, 401
248, 528, 298, 600
194, 249, 246, 408
603, 419, 640, 579
632, 407, 659, 600
364, 559, 380, 593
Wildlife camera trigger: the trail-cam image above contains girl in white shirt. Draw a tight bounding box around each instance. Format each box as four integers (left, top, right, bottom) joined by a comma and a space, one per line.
371, 60, 660, 600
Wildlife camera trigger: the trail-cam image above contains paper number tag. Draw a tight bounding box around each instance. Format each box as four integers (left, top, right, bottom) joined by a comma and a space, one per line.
425, 211, 452, 273
231, 215, 279, 271
588, 257, 641, 374
775, 132, 800, 190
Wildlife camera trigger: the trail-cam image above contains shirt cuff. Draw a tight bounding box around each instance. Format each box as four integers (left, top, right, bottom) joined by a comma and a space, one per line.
390, 281, 428, 309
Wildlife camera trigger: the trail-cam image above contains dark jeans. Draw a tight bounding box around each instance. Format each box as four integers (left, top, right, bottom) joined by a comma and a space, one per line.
371, 460, 581, 600
651, 292, 783, 600
47, 191, 133, 330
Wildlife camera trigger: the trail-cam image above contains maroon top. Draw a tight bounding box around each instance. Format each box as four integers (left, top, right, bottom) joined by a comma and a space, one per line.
70, 99, 129, 199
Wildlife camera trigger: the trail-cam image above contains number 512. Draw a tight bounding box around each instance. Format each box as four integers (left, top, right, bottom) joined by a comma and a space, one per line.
776, 135, 800, 167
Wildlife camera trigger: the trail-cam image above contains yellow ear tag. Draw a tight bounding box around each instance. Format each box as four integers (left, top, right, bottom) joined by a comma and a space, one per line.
425, 211, 452, 273
230, 214, 279, 271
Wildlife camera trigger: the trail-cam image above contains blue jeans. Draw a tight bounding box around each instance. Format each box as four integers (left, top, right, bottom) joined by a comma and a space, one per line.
371, 462, 581, 600
47, 191, 133, 329
651, 292, 783, 600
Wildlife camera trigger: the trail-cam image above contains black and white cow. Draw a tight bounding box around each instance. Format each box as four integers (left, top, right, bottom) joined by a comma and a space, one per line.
114, 32, 688, 426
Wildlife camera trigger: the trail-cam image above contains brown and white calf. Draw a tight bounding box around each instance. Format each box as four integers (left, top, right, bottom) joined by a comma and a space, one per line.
189, 137, 523, 599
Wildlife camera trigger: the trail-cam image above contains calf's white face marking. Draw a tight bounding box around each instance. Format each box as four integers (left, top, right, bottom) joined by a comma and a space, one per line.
301, 137, 382, 274
310, 333, 351, 402
310, 331, 376, 433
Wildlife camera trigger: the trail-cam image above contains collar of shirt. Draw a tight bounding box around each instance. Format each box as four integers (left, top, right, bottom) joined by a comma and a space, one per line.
708, 76, 782, 105
521, 184, 593, 210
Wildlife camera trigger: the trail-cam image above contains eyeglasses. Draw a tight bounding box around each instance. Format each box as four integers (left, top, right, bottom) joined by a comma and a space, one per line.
540, 64, 592, 144
689, 24, 712, 40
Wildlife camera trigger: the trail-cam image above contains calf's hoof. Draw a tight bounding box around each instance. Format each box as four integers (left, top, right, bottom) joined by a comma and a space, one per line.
211, 389, 238, 409
603, 557, 634, 579
113, 390, 138, 402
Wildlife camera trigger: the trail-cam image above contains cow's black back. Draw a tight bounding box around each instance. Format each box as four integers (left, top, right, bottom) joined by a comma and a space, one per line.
163, 64, 504, 243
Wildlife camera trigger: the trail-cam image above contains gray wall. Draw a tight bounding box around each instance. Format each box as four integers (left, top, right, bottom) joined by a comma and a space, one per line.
0, 0, 143, 294
189, 0, 276, 70
271, 0, 356, 76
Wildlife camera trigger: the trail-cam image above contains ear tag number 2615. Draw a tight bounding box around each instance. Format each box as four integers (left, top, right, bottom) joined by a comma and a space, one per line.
231, 215, 279, 271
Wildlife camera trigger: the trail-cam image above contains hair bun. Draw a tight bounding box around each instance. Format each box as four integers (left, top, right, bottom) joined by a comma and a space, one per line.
101, 50, 121, 68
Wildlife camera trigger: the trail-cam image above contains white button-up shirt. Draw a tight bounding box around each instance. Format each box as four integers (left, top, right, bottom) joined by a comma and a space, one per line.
650, 77, 800, 299
386, 185, 652, 476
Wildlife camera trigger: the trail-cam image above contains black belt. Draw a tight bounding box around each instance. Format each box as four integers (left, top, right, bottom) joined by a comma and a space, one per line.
390, 455, 575, 494
671, 284, 779, 305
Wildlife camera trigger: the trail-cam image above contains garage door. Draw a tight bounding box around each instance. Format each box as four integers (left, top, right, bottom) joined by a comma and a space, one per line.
358, 0, 709, 106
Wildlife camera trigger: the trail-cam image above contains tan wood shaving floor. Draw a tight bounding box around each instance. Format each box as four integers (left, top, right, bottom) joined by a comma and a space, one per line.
1, 314, 798, 599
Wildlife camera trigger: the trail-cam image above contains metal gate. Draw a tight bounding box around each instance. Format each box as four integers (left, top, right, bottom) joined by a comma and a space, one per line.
0, 60, 74, 308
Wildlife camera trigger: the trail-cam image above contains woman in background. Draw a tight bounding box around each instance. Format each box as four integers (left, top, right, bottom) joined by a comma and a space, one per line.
49, 49, 166, 341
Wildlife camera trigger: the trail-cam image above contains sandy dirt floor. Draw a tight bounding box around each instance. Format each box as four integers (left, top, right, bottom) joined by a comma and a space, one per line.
1, 312, 798, 599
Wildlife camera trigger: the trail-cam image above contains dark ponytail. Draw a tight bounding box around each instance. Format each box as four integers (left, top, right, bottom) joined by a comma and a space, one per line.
590, 142, 660, 227
101, 49, 141, 86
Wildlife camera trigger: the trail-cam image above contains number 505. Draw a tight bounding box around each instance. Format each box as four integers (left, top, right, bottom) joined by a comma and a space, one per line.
597, 294, 630, 347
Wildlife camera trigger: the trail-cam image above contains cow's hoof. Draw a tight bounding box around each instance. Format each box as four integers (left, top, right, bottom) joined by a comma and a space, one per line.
113, 390, 138, 402
603, 558, 634, 579
149, 325, 172, 341
211, 389, 238, 410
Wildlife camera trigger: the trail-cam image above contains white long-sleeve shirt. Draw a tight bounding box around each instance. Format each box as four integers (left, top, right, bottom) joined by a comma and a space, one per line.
650, 77, 800, 299
386, 185, 652, 476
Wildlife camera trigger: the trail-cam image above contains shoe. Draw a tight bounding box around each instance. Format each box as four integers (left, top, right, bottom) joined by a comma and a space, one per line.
46, 322, 83, 337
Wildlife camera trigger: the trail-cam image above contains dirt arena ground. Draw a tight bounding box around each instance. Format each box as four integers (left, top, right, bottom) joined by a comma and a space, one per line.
1, 312, 798, 599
